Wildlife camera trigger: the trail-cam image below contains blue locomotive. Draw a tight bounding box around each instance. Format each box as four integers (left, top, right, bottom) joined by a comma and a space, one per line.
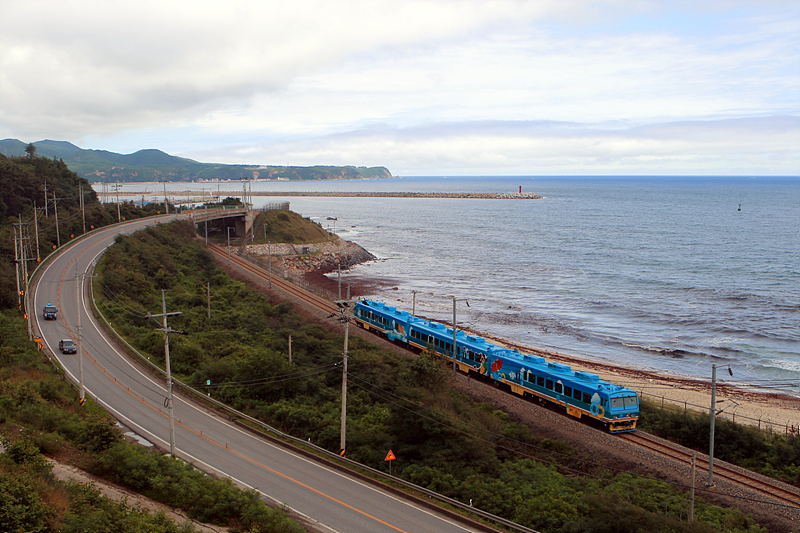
353, 299, 638, 433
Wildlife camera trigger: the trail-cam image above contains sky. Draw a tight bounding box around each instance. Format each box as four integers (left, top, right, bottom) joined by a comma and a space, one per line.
1, 0, 798, 176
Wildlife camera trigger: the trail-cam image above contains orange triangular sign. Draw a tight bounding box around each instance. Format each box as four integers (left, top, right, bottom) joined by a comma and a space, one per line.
384, 450, 396, 461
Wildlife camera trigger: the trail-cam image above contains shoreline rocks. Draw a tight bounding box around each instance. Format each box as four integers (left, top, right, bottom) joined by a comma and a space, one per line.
246, 237, 376, 279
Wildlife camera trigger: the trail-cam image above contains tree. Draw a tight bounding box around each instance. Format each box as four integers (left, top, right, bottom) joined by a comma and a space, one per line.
25, 143, 36, 158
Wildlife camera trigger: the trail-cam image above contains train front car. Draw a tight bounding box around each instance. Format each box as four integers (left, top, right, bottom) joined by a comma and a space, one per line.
468, 349, 639, 433
601, 387, 639, 433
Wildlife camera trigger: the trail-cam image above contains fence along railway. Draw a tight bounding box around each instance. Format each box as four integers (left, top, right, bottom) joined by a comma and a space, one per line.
205, 239, 800, 524
618, 432, 800, 518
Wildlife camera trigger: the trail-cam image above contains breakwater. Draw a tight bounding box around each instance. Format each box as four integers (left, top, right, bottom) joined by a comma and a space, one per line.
121, 190, 542, 200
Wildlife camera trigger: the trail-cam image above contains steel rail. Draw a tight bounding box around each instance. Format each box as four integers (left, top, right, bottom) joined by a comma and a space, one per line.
618, 431, 800, 511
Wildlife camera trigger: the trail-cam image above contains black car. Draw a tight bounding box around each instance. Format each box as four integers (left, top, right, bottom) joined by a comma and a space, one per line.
43, 304, 58, 320
59, 339, 77, 354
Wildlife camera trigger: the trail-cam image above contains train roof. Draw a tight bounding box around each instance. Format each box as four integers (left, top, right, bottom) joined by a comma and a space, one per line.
357, 299, 413, 321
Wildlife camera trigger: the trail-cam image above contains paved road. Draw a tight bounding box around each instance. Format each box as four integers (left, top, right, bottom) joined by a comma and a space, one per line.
31, 216, 478, 533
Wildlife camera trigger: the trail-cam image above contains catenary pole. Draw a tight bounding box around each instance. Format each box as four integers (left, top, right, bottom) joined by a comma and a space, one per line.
706, 364, 717, 487
53, 193, 61, 247
76, 268, 84, 402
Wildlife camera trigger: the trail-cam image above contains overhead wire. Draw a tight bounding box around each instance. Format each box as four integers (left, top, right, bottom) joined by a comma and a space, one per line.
346, 372, 800, 511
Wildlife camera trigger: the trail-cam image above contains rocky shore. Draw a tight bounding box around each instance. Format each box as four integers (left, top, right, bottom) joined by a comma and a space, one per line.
245, 237, 376, 294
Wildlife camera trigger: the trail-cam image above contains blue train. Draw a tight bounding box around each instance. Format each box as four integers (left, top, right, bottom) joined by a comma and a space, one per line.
353, 299, 639, 433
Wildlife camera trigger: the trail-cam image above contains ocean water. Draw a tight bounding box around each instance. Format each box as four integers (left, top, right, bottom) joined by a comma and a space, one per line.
106, 176, 800, 392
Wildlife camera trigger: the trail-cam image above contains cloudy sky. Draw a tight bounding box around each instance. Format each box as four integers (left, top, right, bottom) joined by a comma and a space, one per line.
1, 1, 798, 176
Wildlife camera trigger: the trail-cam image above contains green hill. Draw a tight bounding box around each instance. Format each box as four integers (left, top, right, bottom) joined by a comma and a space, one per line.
0, 139, 393, 183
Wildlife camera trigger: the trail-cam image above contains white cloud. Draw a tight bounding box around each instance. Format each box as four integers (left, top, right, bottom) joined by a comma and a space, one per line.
195, 116, 799, 175
0, 0, 797, 174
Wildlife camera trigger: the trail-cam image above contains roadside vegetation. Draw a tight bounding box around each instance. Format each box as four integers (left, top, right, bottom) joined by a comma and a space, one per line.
639, 400, 800, 486
92, 219, 780, 533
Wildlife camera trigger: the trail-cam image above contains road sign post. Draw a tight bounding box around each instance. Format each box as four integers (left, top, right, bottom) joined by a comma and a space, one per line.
385, 450, 396, 476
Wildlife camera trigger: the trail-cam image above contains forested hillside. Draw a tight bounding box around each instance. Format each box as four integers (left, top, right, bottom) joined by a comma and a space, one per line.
0, 139, 393, 183
0, 153, 167, 310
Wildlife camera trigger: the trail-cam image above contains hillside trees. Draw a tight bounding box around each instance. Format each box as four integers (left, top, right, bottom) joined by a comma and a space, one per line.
0, 153, 168, 310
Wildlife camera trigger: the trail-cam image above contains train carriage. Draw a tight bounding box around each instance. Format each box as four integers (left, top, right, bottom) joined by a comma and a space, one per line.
353, 299, 638, 433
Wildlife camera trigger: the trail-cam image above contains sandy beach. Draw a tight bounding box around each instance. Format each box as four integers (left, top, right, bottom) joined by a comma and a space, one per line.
322, 271, 800, 436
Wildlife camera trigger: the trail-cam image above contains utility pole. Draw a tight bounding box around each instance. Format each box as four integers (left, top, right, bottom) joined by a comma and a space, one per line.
207, 282, 211, 319
268, 241, 272, 288
288, 335, 292, 363
76, 268, 85, 403
79, 184, 86, 233
20, 219, 30, 338
12, 223, 21, 310
706, 364, 717, 487
689, 454, 696, 522
146, 291, 182, 457
452, 297, 469, 376
333, 285, 352, 456
115, 183, 121, 222
227, 227, 234, 262
33, 202, 40, 261
412, 290, 417, 316
163, 181, 169, 214
53, 192, 61, 248
15, 218, 33, 338
43, 181, 48, 217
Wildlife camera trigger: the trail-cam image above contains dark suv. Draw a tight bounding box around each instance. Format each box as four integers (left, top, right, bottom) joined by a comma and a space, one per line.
59, 339, 77, 354
43, 304, 58, 320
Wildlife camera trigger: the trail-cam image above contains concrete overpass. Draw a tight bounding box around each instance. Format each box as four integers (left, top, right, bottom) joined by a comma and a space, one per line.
184, 202, 289, 239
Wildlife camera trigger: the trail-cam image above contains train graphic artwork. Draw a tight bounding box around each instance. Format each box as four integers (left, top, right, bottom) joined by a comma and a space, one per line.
353, 299, 639, 433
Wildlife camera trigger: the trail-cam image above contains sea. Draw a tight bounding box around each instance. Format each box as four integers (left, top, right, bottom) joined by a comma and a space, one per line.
102, 176, 800, 394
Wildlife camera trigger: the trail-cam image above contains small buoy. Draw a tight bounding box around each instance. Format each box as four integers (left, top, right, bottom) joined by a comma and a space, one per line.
738, 203, 742, 212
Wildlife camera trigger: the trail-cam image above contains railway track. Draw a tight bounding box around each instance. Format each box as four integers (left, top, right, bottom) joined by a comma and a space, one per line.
205, 242, 338, 316
618, 431, 800, 512
207, 238, 800, 521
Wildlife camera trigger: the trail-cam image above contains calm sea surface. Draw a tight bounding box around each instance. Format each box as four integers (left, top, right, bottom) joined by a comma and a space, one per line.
107, 177, 800, 392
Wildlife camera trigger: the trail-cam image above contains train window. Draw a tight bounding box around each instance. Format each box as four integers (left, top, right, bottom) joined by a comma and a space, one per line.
537, 376, 545, 387
564, 385, 572, 396
582, 392, 591, 404
555, 382, 563, 394
610, 398, 624, 409
573, 389, 581, 401
623, 396, 638, 408
545, 379, 553, 390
